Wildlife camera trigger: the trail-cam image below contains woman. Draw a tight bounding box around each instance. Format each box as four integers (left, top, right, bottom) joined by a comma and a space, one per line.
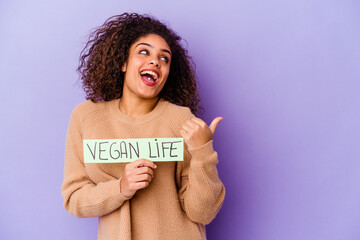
62, 13, 225, 240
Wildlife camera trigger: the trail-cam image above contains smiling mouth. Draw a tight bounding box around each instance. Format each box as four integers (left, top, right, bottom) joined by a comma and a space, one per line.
140, 69, 159, 86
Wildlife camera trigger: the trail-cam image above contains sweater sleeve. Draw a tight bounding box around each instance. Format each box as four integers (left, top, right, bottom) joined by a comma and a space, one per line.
61, 106, 130, 218
177, 139, 226, 225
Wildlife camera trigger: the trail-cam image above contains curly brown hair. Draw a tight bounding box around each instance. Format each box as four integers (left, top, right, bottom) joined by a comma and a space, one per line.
77, 13, 200, 114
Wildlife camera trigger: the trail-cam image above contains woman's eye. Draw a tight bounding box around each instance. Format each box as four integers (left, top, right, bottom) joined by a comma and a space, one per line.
161, 56, 169, 63
139, 50, 148, 55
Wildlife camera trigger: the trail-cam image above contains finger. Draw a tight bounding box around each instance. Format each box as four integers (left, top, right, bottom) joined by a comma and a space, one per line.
136, 181, 150, 189
130, 159, 157, 169
181, 123, 193, 133
209, 117, 223, 134
135, 173, 153, 183
191, 117, 207, 127
179, 129, 189, 138
186, 118, 201, 128
135, 166, 154, 178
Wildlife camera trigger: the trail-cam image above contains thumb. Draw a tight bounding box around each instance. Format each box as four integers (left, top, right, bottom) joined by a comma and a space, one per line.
209, 117, 223, 135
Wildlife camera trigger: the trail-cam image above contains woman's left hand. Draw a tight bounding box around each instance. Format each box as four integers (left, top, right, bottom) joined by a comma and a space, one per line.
180, 117, 223, 149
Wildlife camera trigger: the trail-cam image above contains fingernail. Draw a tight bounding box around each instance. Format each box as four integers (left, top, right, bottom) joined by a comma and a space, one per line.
154, 164, 157, 168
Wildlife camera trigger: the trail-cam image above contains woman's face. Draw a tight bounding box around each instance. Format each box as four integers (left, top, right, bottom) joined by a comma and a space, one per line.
121, 34, 172, 100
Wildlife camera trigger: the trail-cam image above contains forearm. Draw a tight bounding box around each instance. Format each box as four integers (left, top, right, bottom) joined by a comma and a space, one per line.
62, 178, 129, 218
180, 140, 225, 224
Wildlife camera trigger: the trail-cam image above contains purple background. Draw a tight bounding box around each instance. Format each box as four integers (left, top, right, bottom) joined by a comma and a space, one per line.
1, 0, 359, 239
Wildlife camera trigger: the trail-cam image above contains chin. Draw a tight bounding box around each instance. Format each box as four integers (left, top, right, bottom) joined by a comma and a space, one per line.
137, 87, 164, 99
137, 91, 161, 100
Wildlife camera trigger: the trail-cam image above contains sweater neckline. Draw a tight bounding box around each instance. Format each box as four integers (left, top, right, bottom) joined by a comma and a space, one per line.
110, 98, 169, 124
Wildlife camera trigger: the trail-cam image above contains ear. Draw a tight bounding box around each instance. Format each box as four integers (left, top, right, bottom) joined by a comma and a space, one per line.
121, 62, 127, 72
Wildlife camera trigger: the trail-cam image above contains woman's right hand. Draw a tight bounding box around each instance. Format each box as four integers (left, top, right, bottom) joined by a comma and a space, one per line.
120, 159, 157, 198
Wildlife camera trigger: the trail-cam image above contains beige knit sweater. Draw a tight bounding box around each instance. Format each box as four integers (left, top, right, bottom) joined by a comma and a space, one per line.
61, 98, 225, 240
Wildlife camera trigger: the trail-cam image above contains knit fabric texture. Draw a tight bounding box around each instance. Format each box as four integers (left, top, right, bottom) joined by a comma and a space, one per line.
61, 98, 225, 240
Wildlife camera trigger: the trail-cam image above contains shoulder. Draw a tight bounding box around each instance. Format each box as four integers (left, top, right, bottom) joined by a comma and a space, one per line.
163, 101, 194, 121
70, 99, 114, 124
161, 100, 194, 132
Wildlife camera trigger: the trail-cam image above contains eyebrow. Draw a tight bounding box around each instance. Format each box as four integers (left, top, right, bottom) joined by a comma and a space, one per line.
136, 42, 172, 56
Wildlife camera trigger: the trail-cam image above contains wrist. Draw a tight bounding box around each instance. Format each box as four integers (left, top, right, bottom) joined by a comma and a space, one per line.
119, 178, 133, 199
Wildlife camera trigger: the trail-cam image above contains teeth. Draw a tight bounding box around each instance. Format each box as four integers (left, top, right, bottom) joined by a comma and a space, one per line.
140, 70, 158, 80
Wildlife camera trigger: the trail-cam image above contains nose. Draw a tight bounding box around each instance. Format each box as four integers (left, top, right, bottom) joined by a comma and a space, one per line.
149, 59, 159, 67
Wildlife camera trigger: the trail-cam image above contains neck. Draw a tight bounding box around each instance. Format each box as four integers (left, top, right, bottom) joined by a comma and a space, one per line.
119, 95, 160, 117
